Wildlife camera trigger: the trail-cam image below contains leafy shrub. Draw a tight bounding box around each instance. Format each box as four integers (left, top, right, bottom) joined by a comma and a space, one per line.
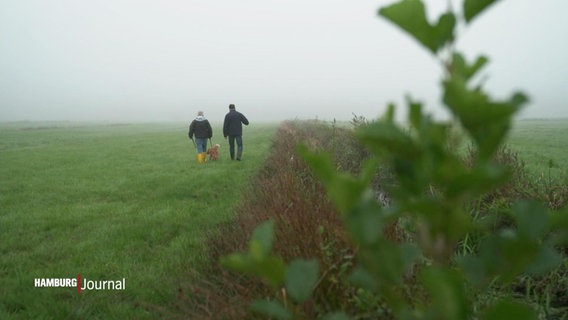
220, 1, 568, 319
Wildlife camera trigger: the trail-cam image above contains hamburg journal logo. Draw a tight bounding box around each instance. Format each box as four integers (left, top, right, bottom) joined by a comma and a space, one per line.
34, 274, 126, 294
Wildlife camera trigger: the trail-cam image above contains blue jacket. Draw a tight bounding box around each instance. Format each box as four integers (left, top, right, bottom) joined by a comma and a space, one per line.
223, 110, 249, 137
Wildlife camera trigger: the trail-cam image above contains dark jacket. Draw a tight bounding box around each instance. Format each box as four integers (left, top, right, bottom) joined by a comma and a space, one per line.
223, 110, 249, 137
188, 116, 213, 139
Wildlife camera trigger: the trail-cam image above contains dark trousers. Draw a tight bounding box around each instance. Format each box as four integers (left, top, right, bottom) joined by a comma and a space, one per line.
228, 135, 243, 160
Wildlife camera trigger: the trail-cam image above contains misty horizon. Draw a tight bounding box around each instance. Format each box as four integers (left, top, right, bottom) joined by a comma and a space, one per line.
2, 0, 567, 123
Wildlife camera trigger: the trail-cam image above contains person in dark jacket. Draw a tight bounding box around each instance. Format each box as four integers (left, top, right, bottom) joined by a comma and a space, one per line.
188, 111, 213, 163
223, 104, 249, 161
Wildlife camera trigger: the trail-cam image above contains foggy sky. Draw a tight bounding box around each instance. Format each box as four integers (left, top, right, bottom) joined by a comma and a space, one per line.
1, 0, 567, 123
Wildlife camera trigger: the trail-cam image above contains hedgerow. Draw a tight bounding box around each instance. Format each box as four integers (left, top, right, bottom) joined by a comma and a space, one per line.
219, 1, 568, 319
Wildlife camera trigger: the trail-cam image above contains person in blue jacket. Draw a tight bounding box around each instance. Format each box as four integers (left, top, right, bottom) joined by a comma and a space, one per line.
222, 104, 249, 161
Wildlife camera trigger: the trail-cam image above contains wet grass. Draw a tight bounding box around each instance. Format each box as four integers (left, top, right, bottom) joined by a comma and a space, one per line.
508, 119, 568, 183
0, 122, 277, 319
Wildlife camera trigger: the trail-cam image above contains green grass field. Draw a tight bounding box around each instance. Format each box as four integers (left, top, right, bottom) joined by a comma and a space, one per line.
0, 122, 277, 319
508, 119, 568, 183
0, 119, 566, 319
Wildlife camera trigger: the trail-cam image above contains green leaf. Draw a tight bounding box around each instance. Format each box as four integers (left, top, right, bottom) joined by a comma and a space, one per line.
442, 77, 525, 160
297, 144, 335, 185
421, 267, 471, 319
464, 0, 500, 23
329, 176, 371, 215
457, 254, 489, 289
249, 240, 265, 262
250, 299, 292, 320
512, 201, 549, 240
451, 53, 489, 81
379, 0, 456, 54
220, 252, 251, 274
357, 121, 419, 159
299, 145, 371, 214
250, 220, 275, 257
524, 245, 563, 276
359, 241, 418, 286
284, 259, 320, 303
383, 102, 396, 122
407, 96, 423, 129
510, 91, 529, 108
221, 220, 285, 289
348, 266, 378, 292
399, 243, 421, 272
345, 196, 385, 246
220, 252, 286, 289
322, 312, 351, 320
482, 299, 537, 320
469, 231, 551, 284
255, 256, 286, 289
448, 162, 509, 197
549, 207, 568, 245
